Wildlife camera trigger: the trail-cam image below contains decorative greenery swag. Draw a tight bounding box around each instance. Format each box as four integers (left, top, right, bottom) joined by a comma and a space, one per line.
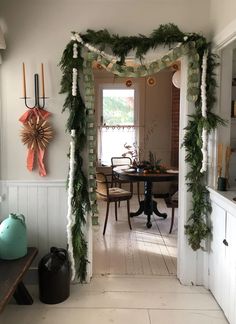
60, 24, 224, 281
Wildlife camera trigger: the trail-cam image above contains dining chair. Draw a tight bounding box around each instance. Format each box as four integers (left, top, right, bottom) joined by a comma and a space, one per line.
96, 172, 133, 235
168, 190, 178, 234
111, 156, 140, 203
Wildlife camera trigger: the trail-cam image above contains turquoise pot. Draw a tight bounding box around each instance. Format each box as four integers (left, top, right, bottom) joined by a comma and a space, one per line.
0, 213, 27, 260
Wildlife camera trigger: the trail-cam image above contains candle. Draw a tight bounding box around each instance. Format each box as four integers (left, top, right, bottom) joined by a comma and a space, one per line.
41, 63, 45, 97
22, 62, 26, 98
217, 143, 223, 177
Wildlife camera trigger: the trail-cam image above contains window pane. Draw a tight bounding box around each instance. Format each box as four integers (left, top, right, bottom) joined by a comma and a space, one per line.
100, 127, 136, 166
103, 89, 134, 125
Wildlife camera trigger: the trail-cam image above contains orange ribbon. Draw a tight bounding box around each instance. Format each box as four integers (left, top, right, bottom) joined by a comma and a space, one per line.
19, 108, 51, 123
19, 108, 51, 177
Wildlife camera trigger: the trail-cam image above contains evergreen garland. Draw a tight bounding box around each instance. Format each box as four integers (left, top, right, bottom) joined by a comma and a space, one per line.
60, 42, 90, 281
60, 24, 224, 280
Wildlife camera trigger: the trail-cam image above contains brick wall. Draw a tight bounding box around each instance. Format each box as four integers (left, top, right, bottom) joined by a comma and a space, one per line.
171, 84, 180, 167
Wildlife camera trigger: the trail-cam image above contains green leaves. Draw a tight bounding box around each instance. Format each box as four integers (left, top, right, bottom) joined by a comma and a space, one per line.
150, 23, 185, 45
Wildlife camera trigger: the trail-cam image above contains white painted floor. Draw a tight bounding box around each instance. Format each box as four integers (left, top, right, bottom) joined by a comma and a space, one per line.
93, 197, 177, 276
1, 197, 229, 323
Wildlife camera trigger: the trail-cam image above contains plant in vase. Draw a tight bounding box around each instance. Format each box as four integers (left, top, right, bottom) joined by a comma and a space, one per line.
138, 151, 167, 173
122, 142, 139, 167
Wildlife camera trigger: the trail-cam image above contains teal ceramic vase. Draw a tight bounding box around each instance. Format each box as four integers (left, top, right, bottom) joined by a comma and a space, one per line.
0, 213, 27, 260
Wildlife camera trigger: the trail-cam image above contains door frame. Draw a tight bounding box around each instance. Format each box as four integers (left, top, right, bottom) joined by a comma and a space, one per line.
86, 55, 203, 285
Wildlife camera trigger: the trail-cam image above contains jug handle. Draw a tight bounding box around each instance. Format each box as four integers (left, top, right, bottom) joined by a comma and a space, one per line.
17, 214, 26, 225
50, 247, 68, 257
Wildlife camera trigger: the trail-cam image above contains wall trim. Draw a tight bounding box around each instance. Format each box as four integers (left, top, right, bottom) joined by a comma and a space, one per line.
0, 179, 93, 283
0, 179, 69, 267
0, 179, 66, 187
213, 17, 236, 50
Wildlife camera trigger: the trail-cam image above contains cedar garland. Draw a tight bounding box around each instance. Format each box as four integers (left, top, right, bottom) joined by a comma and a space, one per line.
60, 24, 224, 280
60, 42, 90, 282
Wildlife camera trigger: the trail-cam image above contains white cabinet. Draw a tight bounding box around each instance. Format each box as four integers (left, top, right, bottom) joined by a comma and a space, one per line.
209, 195, 236, 324
226, 212, 236, 323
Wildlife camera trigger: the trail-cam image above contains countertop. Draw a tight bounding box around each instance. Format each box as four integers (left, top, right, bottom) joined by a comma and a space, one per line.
208, 186, 236, 214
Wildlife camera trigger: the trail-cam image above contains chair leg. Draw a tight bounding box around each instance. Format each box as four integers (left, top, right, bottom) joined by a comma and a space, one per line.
118, 182, 121, 207
127, 200, 132, 230
115, 201, 118, 221
137, 182, 140, 204
103, 201, 110, 235
169, 206, 175, 234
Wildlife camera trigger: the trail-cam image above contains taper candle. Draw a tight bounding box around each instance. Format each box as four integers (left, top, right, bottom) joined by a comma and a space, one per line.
41, 63, 45, 97
22, 62, 26, 98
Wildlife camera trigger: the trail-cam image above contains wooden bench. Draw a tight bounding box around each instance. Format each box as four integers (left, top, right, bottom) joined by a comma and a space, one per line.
0, 247, 38, 314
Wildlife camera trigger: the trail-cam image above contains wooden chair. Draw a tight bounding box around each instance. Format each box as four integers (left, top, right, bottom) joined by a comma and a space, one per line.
168, 191, 178, 234
111, 156, 140, 203
96, 172, 133, 235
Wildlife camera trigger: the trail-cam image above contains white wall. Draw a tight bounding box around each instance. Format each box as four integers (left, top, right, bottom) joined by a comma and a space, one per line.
0, 180, 67, 263
145, 70, 172, 165
208, 2, 236, 188
210, 0, 236, 38
0, 0, 211, 181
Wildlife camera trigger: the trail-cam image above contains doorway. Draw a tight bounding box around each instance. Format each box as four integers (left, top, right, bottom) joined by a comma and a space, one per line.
93, 68, 179, 276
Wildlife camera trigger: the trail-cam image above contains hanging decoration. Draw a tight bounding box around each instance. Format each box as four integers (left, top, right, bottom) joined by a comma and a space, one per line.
60, 23, 225, 281
147, 76, 156, 87
72, 68, 78, 96
20, 63, 53, 176
171, 62, 181, 88
66, 129, 76, 281
125, 79, 133, 87
20, 114, 53, 176
172, 70, 181, 88
73, 43, 78, 59
200, 51, 208, 173
96, 62, 103, 70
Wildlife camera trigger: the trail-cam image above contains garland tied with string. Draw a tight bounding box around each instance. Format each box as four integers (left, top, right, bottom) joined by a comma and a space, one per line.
60, 23, 224, 281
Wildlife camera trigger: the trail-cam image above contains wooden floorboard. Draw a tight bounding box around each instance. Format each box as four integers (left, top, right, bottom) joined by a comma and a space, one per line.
93, 197, 177, 276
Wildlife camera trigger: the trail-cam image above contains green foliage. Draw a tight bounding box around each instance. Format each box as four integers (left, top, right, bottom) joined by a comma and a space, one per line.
81, 24, 190, 64
60, 41, 89, 282
150, 24, 185, 45
60, 24, 225, 279
103, 96, 134, 125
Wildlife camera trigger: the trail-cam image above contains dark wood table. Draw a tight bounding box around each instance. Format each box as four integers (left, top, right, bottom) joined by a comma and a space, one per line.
0, 247, 38, 313
114, 169, 178, 228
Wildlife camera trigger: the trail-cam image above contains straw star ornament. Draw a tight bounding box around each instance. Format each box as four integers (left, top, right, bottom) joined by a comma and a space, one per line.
20, 117, 53, 151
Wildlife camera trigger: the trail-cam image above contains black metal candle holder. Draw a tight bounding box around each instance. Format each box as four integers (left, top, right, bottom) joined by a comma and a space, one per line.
21, 63, 49, 109
21, 73, 49, 109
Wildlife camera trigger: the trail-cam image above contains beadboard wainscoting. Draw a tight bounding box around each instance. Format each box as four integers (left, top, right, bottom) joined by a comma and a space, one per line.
0, 180, 68, 265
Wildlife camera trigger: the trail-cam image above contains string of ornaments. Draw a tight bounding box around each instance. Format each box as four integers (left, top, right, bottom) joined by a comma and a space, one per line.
66, 129, 76, 281
200, 51, 208, 173
66, 43, 78, 280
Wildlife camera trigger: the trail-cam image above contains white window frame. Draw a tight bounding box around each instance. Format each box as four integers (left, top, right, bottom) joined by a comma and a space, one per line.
97, 82, 140, 165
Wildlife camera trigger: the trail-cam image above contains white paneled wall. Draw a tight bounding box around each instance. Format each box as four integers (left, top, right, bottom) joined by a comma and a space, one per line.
0, 181, 67, 265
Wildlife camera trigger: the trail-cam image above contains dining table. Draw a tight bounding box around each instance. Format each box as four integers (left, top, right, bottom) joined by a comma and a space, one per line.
114, 167, 178, 228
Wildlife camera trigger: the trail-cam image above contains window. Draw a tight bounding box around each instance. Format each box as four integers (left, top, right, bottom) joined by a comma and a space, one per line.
97, 84, 139, 166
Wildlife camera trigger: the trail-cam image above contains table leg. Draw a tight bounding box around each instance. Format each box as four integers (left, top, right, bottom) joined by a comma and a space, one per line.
13, 281, 33, 305
130, 201, 145, 217
153, 200, 167, 219
130, 181, 167, 228
144, 181, 153, 228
